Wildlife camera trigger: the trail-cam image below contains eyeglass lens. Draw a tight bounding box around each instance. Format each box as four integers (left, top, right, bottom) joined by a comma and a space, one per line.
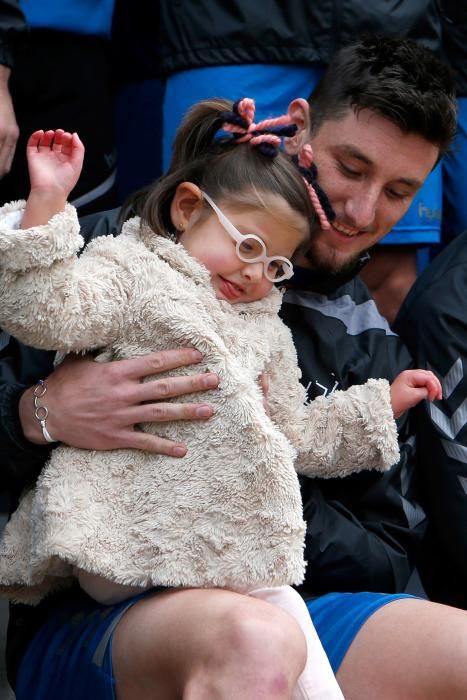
238, 237, 290, 280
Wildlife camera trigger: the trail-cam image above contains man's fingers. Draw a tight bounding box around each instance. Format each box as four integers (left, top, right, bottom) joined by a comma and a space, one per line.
3, 139, 16, 173
123, 430, 187, 457
0, 137, 16, 176
123, 349, 205, 380
128, 401, 214, 424
0, 143, 9, 176
137, 372, 218, 402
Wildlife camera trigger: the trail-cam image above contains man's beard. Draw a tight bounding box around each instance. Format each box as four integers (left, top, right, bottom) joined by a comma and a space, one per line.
304, 237, 364, 280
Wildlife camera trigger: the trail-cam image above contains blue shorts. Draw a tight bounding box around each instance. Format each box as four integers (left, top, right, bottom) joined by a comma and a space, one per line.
307, 592, 416, 672
163, 64, 441, 246
15, 591, 151, 700
16, 589, 414, 697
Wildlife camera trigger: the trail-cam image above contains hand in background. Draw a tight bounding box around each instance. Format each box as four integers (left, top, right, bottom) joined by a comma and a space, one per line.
390, 369, 442, 419
0, 65, 19, 177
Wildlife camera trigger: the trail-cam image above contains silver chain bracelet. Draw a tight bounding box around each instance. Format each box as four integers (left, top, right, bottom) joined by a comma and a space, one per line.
33, 380, 57, 443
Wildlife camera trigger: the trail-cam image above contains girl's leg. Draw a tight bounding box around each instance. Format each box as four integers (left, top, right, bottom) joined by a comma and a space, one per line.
248, 586, 345, 700
75, 566, 150, 605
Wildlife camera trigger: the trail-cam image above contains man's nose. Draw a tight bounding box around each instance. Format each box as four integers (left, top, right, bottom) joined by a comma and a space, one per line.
344, 187, 378, 229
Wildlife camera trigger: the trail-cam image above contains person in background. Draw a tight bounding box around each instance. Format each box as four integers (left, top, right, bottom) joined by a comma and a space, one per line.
0, 0, 117, 216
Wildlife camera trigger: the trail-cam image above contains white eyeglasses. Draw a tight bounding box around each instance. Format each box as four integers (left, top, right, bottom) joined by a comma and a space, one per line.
202, 191, 294, 283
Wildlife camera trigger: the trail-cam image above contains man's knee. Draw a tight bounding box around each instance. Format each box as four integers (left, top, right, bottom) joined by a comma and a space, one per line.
217, 598, 307, 688
113, 589, 307, 699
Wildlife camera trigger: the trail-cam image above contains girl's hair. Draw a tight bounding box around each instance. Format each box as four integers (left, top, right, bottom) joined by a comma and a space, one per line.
126, 98, 320, 241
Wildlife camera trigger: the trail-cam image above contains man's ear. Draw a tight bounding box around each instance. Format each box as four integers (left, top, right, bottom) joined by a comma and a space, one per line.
285, 98, 312, 155
170, 182, 204, 233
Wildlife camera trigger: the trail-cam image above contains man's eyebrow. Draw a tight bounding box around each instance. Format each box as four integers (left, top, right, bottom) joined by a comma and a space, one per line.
396, 176, 422, 188
337, 144, 373, 165
337, 145, 422, 188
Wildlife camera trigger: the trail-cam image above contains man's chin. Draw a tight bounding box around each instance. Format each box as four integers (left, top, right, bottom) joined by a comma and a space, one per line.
304, 243, 364, 279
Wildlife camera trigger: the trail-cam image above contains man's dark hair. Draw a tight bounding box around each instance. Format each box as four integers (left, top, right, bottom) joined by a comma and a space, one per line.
308, 35, 457, 155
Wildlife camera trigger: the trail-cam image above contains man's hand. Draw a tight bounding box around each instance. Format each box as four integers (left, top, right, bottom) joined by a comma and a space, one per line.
390, 369, 442, 419
19, 349, 219, 457
0, 65, 19, 177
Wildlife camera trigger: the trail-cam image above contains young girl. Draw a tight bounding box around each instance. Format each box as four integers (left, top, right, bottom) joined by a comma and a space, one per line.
0, 98, 440, 700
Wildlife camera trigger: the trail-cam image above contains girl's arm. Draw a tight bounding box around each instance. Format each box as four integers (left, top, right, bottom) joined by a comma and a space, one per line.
0, 203, 130, 352
266, 319, 440, 479
0, 128, 129, 352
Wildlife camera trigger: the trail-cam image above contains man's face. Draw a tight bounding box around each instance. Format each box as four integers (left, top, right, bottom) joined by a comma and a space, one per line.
301, 108, 440, 274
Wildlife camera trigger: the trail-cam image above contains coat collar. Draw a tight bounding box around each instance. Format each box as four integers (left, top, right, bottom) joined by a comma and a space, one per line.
125, 217, 283, 316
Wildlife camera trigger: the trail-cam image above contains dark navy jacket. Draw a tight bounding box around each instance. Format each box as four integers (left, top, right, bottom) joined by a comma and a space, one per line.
396, 230, 467, 609
280, 272, 423, 596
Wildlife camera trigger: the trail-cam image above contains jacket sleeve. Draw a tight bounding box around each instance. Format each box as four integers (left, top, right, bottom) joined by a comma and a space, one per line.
279, 280, 424, 593
298, 416, 424, 594
0, 374, 52, 493
441, 0, 467, 96
396, 240, 467, 602
0, 202, 129, 352
267, 320, 400, 479
0, 0, 27, 69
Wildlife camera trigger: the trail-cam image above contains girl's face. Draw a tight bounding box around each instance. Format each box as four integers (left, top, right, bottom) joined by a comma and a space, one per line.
177, 187, 309, 304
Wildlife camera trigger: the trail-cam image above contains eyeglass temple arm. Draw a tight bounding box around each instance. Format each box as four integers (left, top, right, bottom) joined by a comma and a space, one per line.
201, 191, 244, 245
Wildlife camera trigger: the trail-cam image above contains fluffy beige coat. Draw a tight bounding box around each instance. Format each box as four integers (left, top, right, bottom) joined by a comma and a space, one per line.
0, 201, 399, 604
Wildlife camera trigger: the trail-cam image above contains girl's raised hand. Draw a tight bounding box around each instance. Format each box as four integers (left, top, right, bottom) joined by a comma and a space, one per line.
390, 369, 442, 419
26, 129, 84, 200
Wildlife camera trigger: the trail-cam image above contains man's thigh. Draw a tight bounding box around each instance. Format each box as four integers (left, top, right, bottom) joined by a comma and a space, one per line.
112, 587, 307, 700
337, 597, 467, 700
307, 591, 414, 674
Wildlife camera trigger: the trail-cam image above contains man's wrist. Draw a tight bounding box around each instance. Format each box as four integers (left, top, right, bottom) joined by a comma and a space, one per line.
19, 385, 48, 445
0, 64, 11, 85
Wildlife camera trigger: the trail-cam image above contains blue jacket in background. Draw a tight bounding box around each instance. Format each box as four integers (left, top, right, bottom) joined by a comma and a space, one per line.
20, 0, 114, 37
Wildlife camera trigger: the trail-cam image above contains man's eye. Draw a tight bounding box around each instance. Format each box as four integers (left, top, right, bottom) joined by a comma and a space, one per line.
386, 188, 410, 200
338, 162, 361, 178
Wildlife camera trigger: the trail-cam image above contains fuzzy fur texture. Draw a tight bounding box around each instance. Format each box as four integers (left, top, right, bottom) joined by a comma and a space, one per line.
0, 202, 399, 603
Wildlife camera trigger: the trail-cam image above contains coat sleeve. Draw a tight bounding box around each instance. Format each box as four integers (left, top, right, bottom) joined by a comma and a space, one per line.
0, 202, 129, 352
267, 319, 400, 479
0, 210, 123, 497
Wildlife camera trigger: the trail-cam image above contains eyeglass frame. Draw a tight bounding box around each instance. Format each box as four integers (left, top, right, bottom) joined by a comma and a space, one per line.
201, 191, 294, 283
